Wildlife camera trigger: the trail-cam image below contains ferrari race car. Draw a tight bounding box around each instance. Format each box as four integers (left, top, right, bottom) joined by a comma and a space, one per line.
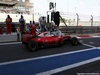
22, 29, 81, 52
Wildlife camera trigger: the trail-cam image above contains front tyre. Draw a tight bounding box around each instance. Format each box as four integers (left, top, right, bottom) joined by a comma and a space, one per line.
28, 40, 38, 52
71, 37, 79, 46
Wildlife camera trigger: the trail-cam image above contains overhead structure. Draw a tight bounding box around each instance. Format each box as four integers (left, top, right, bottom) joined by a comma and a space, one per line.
0, 0, 33, 13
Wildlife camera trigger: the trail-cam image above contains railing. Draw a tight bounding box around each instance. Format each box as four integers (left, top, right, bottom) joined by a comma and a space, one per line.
60, 12, 100, 26
59, 26, 100, 34
59, 12, 100, 34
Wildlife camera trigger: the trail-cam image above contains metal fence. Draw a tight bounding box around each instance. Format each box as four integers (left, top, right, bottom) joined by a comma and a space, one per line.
60, 12, 100, 26
59, 26, 100, 34
58, 12, 100, 34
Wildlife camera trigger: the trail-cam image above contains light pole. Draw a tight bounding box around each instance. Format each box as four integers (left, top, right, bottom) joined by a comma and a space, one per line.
67, 0, 69, 20
99, 3, 100, 25
76, 13, 79, 26
91, 15, 93, 33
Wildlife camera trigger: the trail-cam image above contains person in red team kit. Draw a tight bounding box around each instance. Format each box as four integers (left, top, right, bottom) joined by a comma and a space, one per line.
6, 15, 12, 34
29, 21, 36, 37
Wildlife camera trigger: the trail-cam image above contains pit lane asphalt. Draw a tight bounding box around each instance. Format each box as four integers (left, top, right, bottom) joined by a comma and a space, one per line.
0, 39, 91, 63
53, 38, 100, 75
0, 38, 100, 75
0, 38, 100, 63
53, 60, 100, 75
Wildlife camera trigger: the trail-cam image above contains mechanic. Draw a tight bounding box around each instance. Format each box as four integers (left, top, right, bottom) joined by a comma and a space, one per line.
52, 25, 62, 36
29, 21, 33, 28
25, 21, 32, 32
33, 21, 35, 25
19, 15, 25, 35
5, 15, 12, 34
50, 21, 55, 31
29, 21, 37, 37
39, 16, 46, 32
34, 23, 41, 35
29, 20, 35, 27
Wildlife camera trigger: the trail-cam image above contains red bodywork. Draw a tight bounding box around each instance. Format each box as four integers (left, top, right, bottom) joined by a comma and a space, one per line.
22, 32, 71, 45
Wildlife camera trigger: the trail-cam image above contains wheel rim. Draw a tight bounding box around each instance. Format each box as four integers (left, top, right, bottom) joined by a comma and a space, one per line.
29, 42, 37, 51
72, 39, 78, 45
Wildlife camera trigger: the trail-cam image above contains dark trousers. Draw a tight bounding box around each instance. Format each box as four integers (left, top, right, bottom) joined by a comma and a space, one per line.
20, 25, 25, 41
20, 25, 25, 34
41, 24, 46, 32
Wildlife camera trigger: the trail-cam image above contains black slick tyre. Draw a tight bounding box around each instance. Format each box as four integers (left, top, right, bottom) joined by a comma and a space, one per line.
28, 40, 38, 52
71, 37, 79, 46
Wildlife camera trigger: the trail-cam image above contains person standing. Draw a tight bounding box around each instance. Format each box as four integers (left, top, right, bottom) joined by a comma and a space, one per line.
6, 15, 12, 34
0, 26, 3, 35
19, 15, 25, 34
29, 21, 36, 37
29, 21, 32, 28
54, 11, 60, 29
39, 16, 46, 32
33, 21, 35, 25
29, 21, 35, 28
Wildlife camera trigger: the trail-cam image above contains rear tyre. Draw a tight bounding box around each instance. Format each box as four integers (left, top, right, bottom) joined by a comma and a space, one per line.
28, 40, 38, 52
71, 37, 79, 46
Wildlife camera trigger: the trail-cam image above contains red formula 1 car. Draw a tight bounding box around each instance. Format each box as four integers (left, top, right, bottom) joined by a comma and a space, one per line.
22, 29, 81, 52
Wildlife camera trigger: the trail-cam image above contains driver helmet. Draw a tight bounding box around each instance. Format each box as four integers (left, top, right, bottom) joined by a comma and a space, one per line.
53, 25, 57, 31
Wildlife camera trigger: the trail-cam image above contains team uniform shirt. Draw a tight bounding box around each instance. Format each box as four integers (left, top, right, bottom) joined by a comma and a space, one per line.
6, 17, 12, 34
19, 18, 25, 26
6, 18, 12, 24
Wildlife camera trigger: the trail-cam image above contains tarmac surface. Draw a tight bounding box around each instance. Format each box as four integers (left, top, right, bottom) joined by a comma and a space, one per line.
0, 33, 21, 43
0, 34, 100, 75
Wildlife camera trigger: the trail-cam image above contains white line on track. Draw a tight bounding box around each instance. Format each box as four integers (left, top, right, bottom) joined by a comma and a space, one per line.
35, 57, 100, 75
96, 47, 100, 49
77, 36, 100, 39
0, 42, 21, 45
91, 36, 100, 38
82, 43, 96, 48
0, 48, 96, 66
